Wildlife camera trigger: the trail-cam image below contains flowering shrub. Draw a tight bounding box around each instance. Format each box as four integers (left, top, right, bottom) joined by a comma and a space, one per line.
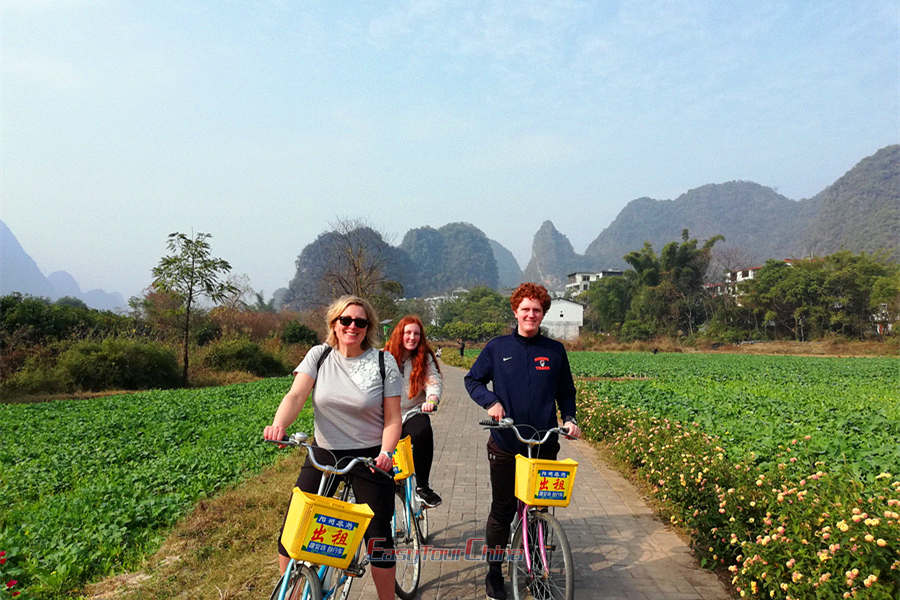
0, 550, 25, 599
577, 388, 900, 599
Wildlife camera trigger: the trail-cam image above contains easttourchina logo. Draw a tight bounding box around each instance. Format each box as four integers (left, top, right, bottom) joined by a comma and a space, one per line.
534, 356, 550, 371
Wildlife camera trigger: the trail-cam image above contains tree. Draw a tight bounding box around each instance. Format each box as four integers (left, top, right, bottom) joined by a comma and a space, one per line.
741, 252, 900, 340
622, 230, 723, 336
437, 286, 510, 327
152, 232, 237, 385
321, 219, 403, 300
579, 275, 632, 333
287, 219, 408, 310
251, 291, 276, 313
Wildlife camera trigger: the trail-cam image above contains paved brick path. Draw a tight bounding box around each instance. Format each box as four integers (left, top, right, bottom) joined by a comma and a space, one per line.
347, 363, 731, 599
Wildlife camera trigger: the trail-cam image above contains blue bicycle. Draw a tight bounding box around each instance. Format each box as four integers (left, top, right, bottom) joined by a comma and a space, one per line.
390, 405, 438, 598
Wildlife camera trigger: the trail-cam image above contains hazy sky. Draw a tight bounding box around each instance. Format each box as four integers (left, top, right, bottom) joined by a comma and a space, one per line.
2, 1, 898, 302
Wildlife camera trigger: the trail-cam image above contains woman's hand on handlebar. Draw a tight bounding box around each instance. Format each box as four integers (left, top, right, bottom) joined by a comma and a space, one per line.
374, 451, 394, 473
263, 424, 287, 443
423, 396, 438, 413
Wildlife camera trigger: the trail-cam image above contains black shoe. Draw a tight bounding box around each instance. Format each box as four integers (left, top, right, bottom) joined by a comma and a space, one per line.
416, 486, 442, 508
485, 567, 507, 600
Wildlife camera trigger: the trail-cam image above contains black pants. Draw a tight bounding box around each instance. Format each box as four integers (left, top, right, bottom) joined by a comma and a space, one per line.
402, 413, 434, 489
278, 444, 396, 568
484, 436, 559, 565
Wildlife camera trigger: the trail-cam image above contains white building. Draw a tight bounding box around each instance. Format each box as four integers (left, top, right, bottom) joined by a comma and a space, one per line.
564, 270, 625, 296
542, 298, 584, 340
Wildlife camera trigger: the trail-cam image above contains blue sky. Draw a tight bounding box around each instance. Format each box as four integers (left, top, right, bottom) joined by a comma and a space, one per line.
2, 1, 898, 302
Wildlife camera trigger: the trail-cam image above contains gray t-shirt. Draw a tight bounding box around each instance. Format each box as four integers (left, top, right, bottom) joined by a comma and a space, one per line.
294, 344, 402, 450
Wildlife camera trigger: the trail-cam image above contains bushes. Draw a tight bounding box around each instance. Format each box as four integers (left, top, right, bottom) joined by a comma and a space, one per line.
1, 338, 180, 396
619, 320, 654, 341
577, 389, 900, 599
57, 338, 180, 391
281, 320, 318, 345
201, 339, 286, 377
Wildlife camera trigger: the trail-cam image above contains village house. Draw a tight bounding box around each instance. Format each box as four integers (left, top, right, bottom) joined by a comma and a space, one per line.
564, 270, 625, 296
542, 298, 584, 340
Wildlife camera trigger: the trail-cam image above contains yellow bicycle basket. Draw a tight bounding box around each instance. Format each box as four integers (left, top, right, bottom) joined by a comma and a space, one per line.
514, 455, 579, 507
391, 435, 415, 481
281, 487, 374, 569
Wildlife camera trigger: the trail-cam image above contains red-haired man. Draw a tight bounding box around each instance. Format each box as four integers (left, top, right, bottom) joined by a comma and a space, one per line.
465, 282, 582, 600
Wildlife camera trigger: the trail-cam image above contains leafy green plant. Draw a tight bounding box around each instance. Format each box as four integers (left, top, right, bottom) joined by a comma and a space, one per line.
0, 378, 313, 598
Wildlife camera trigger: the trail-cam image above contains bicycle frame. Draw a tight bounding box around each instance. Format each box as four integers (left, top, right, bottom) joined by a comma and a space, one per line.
515, 439, 553, 575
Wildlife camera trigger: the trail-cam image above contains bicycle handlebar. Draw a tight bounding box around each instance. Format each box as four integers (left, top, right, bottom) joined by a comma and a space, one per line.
264, 434, 393, 478
479, 418, 574, 445
401, 404, 433, 424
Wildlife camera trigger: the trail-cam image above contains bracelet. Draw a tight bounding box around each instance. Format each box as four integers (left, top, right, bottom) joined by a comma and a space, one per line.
379, 450, 392, 459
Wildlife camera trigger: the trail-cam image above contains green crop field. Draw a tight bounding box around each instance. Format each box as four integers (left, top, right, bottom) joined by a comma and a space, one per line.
568, 352, 900, 483
0, 377, 309, 599
2, 353, 897, 599
569, 351, 899, 599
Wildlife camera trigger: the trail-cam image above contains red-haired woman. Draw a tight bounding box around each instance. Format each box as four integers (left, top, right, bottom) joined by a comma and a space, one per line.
385, 315, 444, 508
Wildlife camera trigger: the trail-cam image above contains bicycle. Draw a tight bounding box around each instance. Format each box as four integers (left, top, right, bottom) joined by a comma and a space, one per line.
266, 432, 392, 600
389, 404, 436, 599
396, 405, 435, 540
480, 418, 578, 600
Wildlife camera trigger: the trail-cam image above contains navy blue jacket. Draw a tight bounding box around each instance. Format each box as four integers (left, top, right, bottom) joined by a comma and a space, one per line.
465, 331, 577, 454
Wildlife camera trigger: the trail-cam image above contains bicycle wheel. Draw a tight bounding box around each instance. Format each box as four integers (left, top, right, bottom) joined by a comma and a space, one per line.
269, 561, 321, 600
409, 474, 429, 542
393, 488, 422, 599
509, 511, 573, 600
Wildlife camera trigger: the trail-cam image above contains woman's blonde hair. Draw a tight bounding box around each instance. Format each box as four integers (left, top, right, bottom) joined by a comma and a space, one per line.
324, 295, 380, 350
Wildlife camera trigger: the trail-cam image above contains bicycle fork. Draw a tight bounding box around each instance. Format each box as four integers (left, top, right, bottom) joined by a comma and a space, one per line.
518, 505, 552, 578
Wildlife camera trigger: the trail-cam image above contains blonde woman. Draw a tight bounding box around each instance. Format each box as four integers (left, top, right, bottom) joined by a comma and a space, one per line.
264, 295, 402, 600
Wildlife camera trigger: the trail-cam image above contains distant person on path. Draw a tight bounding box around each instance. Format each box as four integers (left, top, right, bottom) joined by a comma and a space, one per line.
263, 295, 402, 600
385, 314, 444, 507
458, 338, 466, 357
464, 282, 582, 600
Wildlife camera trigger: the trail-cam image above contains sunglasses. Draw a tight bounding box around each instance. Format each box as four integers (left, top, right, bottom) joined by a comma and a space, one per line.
335, 316, 370, 328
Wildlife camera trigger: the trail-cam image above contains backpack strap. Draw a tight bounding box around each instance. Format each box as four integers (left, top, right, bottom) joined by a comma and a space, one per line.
315, 345, 333, 374
378, 350, 385, 381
